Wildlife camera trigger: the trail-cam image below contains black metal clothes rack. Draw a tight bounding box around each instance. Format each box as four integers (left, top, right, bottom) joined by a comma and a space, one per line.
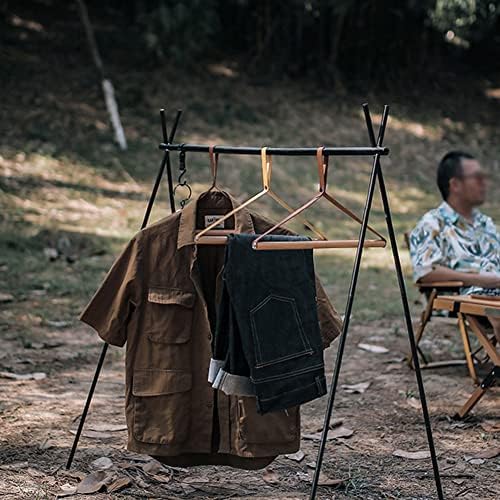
66, 105, 444, 500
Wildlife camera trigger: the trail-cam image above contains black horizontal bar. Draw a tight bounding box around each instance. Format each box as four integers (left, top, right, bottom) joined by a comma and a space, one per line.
159, 143, 389, 156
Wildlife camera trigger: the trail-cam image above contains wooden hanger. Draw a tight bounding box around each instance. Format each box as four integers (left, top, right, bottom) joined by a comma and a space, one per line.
194, 147, 328, 245
252, 147, 387, 250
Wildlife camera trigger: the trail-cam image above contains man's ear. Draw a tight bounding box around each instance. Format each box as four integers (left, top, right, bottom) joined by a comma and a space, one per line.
449, 177, 461, 195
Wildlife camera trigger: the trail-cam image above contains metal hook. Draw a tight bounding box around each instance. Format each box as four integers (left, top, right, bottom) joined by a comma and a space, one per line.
173, 144, 192, 209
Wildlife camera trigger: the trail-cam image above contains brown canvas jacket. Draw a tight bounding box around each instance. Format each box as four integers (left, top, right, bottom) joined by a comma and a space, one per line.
80, 190, 343, 468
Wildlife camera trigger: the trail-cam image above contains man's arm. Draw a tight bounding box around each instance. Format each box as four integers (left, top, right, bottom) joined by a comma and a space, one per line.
419, 265, 500, 288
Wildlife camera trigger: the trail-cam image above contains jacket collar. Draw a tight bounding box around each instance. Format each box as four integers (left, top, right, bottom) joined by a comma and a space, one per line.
177, 189, 255, 249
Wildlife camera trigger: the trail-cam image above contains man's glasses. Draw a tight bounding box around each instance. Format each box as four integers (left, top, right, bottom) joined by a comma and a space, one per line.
457, 172, 489, 182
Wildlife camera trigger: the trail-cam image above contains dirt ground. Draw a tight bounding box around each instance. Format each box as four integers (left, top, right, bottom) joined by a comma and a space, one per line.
0, 312, 498, 499
1, 4, 499, 499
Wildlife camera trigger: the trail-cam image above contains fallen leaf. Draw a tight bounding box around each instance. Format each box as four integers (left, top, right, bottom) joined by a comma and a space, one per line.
466, 458, 485, 465
304, 426, 354, 441
479, 421, 500, 433
107, 476, 132, 493
0, 371, 47, 381
142, 459, 172, 483
181, 476, 210, 484
315, 420, 343, 432
151, 473, 172, 483
142, 459, 165, 475
406, 397, 421, 410
45, 476, 57, 486
385, 363, 403, 372
358, 343, 389, 354
87, 423, 127, 432
27, 467, 44, 477
284, 450, 305, 462
45, 320, 71, 328
341, 381, 371, 394
39, 438, 57, 450
465, 448, 500, 461
329, 426, 354, 439
0, 461, 29, 470
302, 433, 330, 441
69, 429, 114, 439
56, 483, 77, 498
91, 457, 113, 470
115, 461, 138, 470
77, 471, 109, 494
317, 473, 348, 487
392, 449, 430, 460
60, 470, 87, 481
0, 293, 14, 303
262, 468, 279, 484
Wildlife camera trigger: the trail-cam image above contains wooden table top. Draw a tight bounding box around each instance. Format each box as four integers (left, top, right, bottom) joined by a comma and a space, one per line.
433, 295, 500, 317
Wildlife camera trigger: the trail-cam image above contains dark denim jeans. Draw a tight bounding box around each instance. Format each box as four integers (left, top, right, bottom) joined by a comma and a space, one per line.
208, 233, 326, 414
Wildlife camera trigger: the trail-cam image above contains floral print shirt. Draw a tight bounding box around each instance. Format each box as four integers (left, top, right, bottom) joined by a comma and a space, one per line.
409, 201, 500, 294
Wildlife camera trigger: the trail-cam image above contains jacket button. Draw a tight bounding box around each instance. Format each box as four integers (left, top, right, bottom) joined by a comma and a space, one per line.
208, 333, 212, 341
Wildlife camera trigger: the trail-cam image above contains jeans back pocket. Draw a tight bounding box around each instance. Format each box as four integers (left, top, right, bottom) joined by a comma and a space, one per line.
250, 294, 313, 368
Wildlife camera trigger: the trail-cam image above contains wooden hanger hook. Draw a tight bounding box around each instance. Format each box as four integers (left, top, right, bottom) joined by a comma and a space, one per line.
316, 146, 329, 192
260, 147, 272, 190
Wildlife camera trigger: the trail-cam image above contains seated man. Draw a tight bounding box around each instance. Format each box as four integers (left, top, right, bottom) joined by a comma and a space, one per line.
409, 151, 500, 344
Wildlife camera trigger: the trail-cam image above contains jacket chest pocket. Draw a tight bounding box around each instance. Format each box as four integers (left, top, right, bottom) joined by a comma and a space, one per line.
145, 287, 195, 344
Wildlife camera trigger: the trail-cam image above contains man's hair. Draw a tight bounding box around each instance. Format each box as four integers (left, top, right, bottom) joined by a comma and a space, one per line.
437, 151, 475, 200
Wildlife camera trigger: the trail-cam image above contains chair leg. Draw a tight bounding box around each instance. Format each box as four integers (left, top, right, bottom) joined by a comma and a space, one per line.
454, 366, 498, 419
466, 316, 500, 366
408, 288, 437, 368
458, 312, 479, 384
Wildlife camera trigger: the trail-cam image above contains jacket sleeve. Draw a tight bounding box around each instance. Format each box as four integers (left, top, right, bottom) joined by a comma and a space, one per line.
79, 234, 143, 347
315, 275, 343, 349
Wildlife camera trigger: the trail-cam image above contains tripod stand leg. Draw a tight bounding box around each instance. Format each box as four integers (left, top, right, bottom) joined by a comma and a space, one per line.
309, 113, 387, 499
66, 343, 108, 469
377, 164, 444, 499
66, 109, 182, 470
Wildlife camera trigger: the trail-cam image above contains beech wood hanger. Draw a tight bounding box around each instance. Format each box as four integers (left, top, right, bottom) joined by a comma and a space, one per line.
251, 147, 387, 250
194, 147, 328, 245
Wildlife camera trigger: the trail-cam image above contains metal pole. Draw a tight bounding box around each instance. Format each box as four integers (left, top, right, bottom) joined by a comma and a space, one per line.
66, 109, 182, 470
159, 143, 389, 157
65, 342, 109, 470
364, 104, 444, 498
309, 107, 389, 499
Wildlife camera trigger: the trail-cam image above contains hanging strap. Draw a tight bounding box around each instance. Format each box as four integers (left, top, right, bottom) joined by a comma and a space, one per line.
317, 146, 329, 192
209, 145, 219, 188
261, 147, 272, 190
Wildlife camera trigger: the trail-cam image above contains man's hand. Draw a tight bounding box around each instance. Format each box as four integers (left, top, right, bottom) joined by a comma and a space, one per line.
419, 266, 500, 288
477, 272, 500, 289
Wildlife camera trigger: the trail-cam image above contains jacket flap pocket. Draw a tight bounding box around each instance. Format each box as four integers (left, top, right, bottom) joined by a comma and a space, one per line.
148, 287, 195, 308
132, 369, 192, 396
